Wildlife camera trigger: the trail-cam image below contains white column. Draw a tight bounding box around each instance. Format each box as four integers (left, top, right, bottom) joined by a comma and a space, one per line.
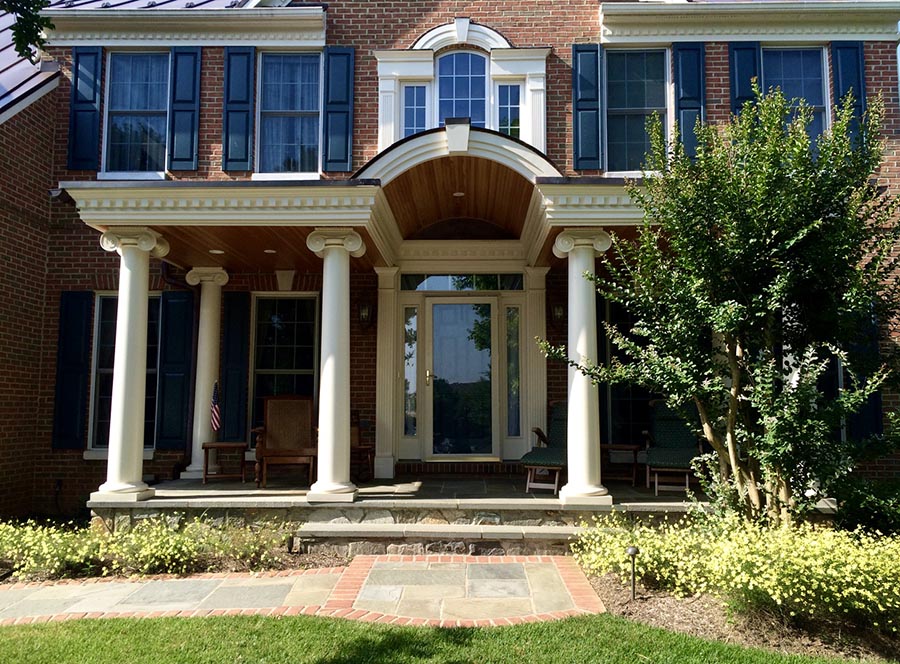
91, 228, 169, 503
553, 229, 613, 504
374, 266, 399, 479
306, 229, 366, 502
181, 267, 229, 480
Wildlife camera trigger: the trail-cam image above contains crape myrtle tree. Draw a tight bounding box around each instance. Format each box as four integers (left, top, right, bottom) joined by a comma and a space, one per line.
2, 0, 52, 62
545, 88, 900, 525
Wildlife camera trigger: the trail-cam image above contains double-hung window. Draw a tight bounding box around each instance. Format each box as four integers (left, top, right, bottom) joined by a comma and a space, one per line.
90, 295, 161, 449
605, 50, 667, 172
258, 53, 321, 174
105, 53, 170, 173
402, 84, 429, 138
761, 48, 826, 138
497, 83, 521, 139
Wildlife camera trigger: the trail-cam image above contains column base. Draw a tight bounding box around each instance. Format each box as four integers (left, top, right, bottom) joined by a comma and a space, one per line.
90, 485, 155, 503
374, 455, 395, 479
559, 483, 613, 506
307, 481, 358, 503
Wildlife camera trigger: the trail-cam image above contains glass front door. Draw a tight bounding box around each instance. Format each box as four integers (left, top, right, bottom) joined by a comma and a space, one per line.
425, 298, 499, 458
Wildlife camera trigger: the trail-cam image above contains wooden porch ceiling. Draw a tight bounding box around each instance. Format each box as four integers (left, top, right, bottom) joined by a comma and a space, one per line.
152, 225, 382, 273
383, 156, 535, 240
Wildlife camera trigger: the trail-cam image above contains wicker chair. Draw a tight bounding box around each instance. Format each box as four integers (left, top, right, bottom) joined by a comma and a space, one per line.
252, 396, 316, 488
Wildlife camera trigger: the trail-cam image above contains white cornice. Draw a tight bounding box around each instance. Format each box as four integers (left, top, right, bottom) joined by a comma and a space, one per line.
599, 1, 900, 44
398, 240, 526, 272
61, 184, 381, 228
43, 8, 326, 47
538, 183, 643, 226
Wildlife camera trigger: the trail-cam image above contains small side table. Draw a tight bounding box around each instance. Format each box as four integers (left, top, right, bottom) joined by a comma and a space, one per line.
202, 441, 248, 484
600, 443, 643, 487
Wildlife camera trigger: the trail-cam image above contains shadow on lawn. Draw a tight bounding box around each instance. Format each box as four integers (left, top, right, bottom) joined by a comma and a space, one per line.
313, 626, 477, 663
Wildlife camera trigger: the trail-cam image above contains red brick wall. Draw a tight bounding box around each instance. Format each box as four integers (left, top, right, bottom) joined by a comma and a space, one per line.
12, 14, 900, 516
0, 91, 56, 517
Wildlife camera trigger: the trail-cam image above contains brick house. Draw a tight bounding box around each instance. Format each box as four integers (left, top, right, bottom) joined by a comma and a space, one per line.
1, 0, 899, 517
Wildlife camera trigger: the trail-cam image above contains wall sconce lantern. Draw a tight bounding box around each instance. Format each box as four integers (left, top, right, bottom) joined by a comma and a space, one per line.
551, 302, 566, 329
358, 301, 375, 329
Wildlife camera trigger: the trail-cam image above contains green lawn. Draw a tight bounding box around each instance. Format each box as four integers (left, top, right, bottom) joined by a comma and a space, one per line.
0, 614, 858, 664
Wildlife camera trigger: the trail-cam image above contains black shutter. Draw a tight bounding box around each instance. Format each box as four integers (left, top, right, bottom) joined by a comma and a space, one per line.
67, 47, 103, 170
572, 44, 603, 170
673, 43, 706, 158
729, 42, 761, 115
168, 47, 202, 171
831, 42, 867, 142
221, 292, 250, 442
323, 46, 355, 172
155, 291, 195, 451
51, 292, 93, 449
223, 47, 255, 171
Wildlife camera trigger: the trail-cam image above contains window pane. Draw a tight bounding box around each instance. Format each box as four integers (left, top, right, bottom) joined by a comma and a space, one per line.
437, 52, 487, 128
606, 51, 666, 171
403, 84, 428, 138
404, 307, 417, 436
92, 296, 160, 448
498, 84, 521, 139
252, 297, 318, 431
506, 307, 521, 437
259, 54, 321, 172
762, 49, 825, 138
106, 53, 169, 172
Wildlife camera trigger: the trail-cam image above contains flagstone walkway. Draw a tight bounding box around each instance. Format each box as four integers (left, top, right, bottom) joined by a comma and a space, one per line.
0, 555, 604, 628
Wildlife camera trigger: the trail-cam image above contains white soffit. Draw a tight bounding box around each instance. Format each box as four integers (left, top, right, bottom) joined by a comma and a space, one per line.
43, 8, 327, 47
599, 1, 900, 44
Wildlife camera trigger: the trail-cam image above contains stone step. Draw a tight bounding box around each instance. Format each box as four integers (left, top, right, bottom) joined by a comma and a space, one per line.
293, 522, 584, 557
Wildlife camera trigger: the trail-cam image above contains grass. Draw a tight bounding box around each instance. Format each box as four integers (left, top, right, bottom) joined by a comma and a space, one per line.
0, 614, 859, 664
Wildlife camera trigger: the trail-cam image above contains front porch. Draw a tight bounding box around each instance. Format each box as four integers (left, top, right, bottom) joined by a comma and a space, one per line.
88, 476, 702, 556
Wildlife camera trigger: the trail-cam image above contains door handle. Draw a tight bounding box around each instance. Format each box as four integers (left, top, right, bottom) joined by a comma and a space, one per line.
426, 369, 434, 386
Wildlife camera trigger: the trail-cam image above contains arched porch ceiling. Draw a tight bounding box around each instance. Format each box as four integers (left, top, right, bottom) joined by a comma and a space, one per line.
383, 155, 534, 241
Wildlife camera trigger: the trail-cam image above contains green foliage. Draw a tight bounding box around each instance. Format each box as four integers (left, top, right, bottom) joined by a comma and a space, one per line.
1, 0, 53, 62
573, 513, 900, 632
0, 517, 289, 580
834, 477, 900, 535
544, 87, 900, 523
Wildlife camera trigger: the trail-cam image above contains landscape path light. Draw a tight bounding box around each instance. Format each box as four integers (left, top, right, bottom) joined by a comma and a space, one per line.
626, 545, 640, 600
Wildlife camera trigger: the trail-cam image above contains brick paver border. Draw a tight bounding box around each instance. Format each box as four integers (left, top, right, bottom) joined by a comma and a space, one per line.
0, 555, 603, 627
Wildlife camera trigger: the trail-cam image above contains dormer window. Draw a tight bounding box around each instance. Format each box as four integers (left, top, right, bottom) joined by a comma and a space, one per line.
375, 19, 549, 153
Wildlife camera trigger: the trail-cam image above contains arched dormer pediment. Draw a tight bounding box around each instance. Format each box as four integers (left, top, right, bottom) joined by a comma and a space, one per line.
412, 18, 512, 52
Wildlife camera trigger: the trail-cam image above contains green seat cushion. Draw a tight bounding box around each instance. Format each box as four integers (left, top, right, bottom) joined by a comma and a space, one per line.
647, 447, 697, 469
521, 447, 567, 468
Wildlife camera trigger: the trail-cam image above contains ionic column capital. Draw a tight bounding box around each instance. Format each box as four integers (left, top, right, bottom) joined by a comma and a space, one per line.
552, 228, 612, 259
100, 227, 170, 259
306, 228, 366, 258
186, 267, 230, 287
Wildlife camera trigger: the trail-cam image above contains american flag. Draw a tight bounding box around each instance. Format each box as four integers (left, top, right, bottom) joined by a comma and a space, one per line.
210, 381, 221, 433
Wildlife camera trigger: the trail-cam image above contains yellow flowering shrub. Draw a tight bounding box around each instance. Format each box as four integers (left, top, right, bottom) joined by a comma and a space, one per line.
0, 517, 289, 580
572, 513, 900, 631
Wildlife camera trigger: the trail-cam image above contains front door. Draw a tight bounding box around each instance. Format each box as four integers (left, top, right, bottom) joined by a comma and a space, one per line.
424, 297, 500, 459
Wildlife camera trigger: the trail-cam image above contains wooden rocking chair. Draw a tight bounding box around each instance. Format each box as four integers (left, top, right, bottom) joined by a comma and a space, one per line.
252, 396, 317, 488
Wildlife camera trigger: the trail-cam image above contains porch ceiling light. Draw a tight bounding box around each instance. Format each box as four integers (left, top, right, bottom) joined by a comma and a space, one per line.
264, 249, 277, 254
208, 249, 225, 255
452, 191, 465, 198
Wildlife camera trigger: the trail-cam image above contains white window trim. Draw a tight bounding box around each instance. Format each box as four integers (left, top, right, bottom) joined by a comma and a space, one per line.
85, 291, 162, 457
252, 50, 325, 180
603, 47, 674, 177
493, 80, 525, 140
100, 50, 170, 180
